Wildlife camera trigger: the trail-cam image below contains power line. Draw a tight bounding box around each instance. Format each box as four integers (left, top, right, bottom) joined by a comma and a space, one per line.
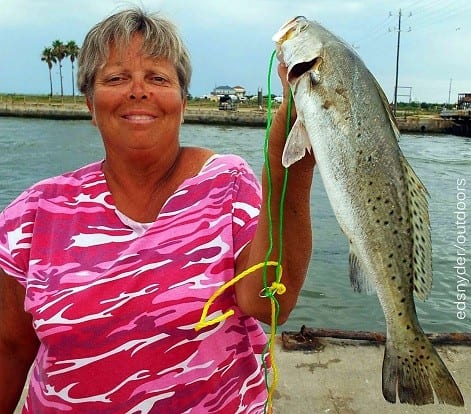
390, 8, 411, 115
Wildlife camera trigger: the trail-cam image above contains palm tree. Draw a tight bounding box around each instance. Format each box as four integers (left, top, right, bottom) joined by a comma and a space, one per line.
66, 40, 80, 97
52, 40, 66, 97
41, 47, 57, 97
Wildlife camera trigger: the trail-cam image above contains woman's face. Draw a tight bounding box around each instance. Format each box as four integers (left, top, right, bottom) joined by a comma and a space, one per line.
87, 34, 186, 156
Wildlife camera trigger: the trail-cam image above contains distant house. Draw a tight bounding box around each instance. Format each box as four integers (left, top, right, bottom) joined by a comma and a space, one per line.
233, 85, 246, 99
213, 85, 235, 96
211, 85, 247, 100
458, 93, 471, 109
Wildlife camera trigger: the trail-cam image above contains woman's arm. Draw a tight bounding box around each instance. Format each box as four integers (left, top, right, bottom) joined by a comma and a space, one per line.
0, 269, 39, 413
235, 64, 315, 325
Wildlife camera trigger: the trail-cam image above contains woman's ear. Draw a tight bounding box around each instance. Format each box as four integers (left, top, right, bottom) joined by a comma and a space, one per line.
86, 97, 97, 126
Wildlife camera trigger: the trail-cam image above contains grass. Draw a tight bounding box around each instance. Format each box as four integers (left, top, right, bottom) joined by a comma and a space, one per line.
0, 93, 447, 116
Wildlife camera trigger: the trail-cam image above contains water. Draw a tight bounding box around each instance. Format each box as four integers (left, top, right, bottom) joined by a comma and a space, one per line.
0, 117, 470, 334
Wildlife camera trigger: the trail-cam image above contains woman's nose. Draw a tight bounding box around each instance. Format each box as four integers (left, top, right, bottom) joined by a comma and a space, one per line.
129, 79, 148, 100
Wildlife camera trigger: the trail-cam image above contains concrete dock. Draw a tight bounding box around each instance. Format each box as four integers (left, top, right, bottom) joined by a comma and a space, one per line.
0, 101, 456, 133
272, 337, 470, 413
15, 337, 469, 413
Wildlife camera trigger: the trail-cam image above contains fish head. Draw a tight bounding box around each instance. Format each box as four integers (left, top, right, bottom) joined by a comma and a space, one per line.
272, 16, 324, 88
273, 16, 396, 141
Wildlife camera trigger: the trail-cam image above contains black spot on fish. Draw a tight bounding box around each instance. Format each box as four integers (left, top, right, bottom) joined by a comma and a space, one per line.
406, 325, 411, 330
401, 298, 406, 303
368, 156, 372, 162
384, 221, 389, 225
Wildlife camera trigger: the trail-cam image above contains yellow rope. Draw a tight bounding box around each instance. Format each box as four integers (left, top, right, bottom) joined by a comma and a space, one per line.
194, 261, 284, 331
194, 261, 286, 414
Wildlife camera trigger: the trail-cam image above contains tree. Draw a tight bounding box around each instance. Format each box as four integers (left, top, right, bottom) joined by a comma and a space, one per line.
52, 40, 66, 97
41, 47, 57, 97
65, 40, 80, 97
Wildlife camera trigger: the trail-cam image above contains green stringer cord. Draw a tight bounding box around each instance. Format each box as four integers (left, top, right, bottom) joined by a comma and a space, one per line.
261, 50, 292, 413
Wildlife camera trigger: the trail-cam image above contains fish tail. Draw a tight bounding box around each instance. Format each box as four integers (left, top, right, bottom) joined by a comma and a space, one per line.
382, 336, 464, 406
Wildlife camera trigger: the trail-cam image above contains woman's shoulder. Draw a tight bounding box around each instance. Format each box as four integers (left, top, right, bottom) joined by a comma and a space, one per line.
202, 152, 252, 172
40, 160, 104, 185
3, 161, 105, 212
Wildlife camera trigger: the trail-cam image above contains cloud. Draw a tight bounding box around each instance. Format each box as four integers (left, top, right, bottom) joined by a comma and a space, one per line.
0, 0, 470, 101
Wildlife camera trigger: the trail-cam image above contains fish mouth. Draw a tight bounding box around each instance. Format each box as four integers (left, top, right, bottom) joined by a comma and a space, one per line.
273, 16, 322, 85
288, 57, 323, 84
272, 16, 307, 43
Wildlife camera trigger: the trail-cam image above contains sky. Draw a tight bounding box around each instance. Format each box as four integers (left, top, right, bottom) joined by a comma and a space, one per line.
0, 0, 470, 104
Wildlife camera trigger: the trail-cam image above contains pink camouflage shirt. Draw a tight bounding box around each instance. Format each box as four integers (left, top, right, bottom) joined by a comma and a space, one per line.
0, 154, 270, 413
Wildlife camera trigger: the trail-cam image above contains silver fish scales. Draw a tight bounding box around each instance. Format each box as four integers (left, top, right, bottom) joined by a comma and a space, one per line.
273, 16, 464, 406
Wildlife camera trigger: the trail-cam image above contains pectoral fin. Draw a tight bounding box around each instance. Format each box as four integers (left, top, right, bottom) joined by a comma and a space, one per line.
349, 245, 376, 295
281, 119, 311, 168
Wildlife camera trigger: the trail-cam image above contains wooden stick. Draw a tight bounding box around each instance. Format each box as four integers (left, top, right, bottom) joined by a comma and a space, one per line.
281, 326, 471, 351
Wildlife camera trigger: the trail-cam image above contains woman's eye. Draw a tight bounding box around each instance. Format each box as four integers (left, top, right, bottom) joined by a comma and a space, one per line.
105, 75, 125, 84
151, 75, 167, 84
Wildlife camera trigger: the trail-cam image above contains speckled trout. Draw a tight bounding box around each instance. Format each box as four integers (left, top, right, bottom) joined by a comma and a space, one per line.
273, 16, 464, 406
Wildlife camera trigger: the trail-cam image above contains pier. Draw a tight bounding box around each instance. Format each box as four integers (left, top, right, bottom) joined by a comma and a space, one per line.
440, 109, 471, 137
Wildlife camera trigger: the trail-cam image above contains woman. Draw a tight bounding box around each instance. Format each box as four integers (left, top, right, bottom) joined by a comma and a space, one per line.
0, 8, 315, 413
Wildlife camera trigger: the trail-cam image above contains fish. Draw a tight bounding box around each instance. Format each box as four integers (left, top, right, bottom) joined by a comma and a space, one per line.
273, 16, 464, 406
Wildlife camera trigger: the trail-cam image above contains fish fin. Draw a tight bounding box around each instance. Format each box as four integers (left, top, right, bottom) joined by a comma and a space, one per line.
382, 336, 464, 406
401, 154, 433, 301
281, 119, 311, 168
372, 75, 401, 141
349, 246, 376, 295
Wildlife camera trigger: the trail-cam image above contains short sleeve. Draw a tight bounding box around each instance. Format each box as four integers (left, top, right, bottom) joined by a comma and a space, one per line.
231, 158, 261, 258
0, 191, 37, 284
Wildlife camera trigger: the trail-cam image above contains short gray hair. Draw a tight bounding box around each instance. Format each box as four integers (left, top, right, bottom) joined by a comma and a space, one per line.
77, 8, 192, 98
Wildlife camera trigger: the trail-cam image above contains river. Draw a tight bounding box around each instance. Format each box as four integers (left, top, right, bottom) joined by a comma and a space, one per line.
0, 117, 469, 333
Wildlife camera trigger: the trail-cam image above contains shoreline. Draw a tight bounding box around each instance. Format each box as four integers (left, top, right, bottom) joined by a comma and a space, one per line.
0, 102, 456, 133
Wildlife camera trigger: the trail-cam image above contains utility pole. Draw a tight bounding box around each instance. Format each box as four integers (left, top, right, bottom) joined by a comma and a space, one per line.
390, 9, 411, 116
448, 78, 453, 106
393, 9, 402, 116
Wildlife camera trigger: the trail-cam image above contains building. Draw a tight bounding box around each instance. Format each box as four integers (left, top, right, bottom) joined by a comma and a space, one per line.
211, 85, 247, 100
232, 86, 246, 99
212, 85, 235, 96
457, 93, 471, 109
